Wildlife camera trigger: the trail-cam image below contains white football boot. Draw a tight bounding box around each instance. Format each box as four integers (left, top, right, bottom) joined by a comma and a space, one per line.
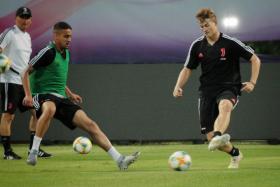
228, 151, 243, 169
27, 149, 38, 166
118, 151, 141, 170
208, 134, 231, 151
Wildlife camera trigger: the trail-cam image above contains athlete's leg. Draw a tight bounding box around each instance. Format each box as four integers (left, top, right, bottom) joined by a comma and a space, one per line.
0, 83, 14, 153
72, 110, 140, 170
28, 109, 52, 158
208, 99, 233, 151
28, 110, 36, 150
0, 113, 22, 159
0, 113, 15, 137
34, 101, 56, 138
207, 131, 242, 167
0, 83, 22, 159
218, 140, 243, 169
27, 101, 56, 165
72, 110, 113, 151
213, 99, 233, 133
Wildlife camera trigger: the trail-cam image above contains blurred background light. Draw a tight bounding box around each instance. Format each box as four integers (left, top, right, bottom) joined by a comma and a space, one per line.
222, 16, 239, 29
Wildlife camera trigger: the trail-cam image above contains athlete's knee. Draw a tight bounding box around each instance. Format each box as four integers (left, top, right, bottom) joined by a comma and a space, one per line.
1, 113, 15, 124
219, 100, 233, 113
45, 108, 56, 118
42, 105, 56, 118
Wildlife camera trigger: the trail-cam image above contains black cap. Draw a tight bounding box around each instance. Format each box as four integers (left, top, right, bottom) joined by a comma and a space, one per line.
16, 7, 32, 19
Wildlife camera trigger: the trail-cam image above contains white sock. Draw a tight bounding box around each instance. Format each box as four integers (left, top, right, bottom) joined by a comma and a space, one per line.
107, 146, 122, 162
31, 136, 42, 151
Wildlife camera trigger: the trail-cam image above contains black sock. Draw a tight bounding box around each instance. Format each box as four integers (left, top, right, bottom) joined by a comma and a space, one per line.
213, 131, 222, 137
1, 136, 11, 153
29, 131, 36, 150
228, 146, 240, 157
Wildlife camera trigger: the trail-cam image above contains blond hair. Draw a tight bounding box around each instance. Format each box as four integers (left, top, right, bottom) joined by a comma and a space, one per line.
196, 8, 217, 24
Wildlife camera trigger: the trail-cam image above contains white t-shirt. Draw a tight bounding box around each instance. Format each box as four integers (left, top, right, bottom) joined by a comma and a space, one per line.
0, 25, 32, 85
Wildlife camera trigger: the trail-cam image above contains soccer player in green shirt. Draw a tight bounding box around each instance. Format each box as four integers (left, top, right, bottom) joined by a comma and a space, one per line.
22, 21, 140, 169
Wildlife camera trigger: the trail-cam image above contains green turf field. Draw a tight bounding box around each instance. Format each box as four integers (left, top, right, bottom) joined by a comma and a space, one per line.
0, 144, 279, 187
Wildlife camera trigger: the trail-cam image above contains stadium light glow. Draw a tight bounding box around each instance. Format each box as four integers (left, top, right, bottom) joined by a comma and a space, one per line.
222, 16, 239, 29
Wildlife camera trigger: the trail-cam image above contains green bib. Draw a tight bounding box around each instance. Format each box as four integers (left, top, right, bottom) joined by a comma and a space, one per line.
30, 43, 69, 97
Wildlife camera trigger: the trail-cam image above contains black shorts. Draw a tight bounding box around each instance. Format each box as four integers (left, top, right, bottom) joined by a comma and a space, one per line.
198, 89, 239, 134
33, 94, 82, 130
0, 83, 30, 114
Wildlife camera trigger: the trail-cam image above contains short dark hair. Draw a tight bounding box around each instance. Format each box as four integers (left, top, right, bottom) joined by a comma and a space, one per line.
53, 22, 72, 31
196, 8, 217, 24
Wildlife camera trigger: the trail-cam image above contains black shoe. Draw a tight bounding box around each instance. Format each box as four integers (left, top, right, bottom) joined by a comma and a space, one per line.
28, 148, 52, 158
38, 148, 52, 158
28, 149, 52, 158
4, 150, 22, 160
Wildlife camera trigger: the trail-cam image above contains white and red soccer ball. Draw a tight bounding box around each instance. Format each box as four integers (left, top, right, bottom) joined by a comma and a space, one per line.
73, 136, 92, 154
168, 151, 192, 171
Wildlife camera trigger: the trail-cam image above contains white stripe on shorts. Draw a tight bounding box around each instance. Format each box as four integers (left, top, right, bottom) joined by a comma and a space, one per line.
4, 83, 8, 111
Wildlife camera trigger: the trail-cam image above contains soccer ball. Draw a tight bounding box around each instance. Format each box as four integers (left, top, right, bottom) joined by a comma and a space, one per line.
73, 136, 92, 154
0, 54, 11, 74
168, 151, 192, 171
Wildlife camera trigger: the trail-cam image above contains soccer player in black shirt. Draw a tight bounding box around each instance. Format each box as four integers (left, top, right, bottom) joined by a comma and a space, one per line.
173, 8, 261, 168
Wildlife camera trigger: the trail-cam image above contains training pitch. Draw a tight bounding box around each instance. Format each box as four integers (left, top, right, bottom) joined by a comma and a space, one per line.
0, 144, 279, 187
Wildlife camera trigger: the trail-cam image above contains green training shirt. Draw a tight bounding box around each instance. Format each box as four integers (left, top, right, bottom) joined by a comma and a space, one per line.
29, 42, 69, 97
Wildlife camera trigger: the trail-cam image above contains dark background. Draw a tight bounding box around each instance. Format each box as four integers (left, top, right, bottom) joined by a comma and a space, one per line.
10, 63, 279, 142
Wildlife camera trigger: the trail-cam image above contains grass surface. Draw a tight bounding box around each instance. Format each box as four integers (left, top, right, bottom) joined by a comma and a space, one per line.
0, 144, 279, 187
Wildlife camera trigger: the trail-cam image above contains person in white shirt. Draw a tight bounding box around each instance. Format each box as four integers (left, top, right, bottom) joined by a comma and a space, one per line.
0, 7, 51, 159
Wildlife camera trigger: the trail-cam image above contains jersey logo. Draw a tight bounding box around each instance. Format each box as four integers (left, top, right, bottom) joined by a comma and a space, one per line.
220, 48, 226, 57
198, 52, 204, 58
220, 48, 226, 60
